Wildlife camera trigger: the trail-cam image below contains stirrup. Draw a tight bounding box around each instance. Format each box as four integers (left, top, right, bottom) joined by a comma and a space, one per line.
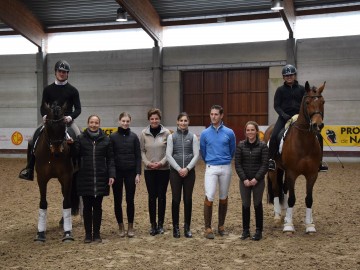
319, 162, 328, 172
268, 159, 276, 171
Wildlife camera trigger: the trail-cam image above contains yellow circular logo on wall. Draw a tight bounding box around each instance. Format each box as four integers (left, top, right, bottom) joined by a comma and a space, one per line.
259, 131, 265, 141
11, 131, 23, 145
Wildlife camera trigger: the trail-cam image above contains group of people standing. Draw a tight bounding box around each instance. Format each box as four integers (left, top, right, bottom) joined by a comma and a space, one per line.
18, 60, 327, 243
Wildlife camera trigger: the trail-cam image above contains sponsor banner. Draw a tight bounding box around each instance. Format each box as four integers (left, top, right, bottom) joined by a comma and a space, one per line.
0, 128, 35, 149
322, 125, 360, 147
1, 125, 358, 149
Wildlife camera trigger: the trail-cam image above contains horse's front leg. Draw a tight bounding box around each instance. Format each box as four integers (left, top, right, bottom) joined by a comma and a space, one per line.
268, 170, 282, 224
35, 177, 48, 242
283, 173, 296, 233
60, 174, 74, 242
304, 174, 317, 234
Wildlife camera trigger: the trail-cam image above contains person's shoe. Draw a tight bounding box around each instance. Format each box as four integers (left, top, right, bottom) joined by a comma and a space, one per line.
218, 226, 228, 236
184, 224, 193, 238
319, 162, 328, 172
204, 228, 215, 239
93, 234, 102, 243
84, 234, 92, 243
127, 223, 135, 238
173, 226, 180, 238
19, 168, 34, 181
157, 224, 165, 234
251, 230, 262, 241
268, 159, 276, 171
240, 229, 251, 240
149, 223, 157, 236
118, 223, 126, 237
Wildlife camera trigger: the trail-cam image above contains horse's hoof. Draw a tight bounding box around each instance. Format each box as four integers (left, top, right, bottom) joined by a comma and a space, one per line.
34, 231, 46, 242
62, 231, 74, 242
274, 216, 282, 226
283, 223, 295, 233
305, 224, 316, 234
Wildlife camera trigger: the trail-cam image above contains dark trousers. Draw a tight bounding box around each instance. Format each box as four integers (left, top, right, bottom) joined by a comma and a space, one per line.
82, 195, 104, 236
112, 169, 137, 224
170, 168, 195, 226
144, 169, 170, 225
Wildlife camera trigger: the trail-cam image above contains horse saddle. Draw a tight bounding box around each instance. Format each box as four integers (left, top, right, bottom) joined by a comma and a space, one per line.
278, 115, 298, 154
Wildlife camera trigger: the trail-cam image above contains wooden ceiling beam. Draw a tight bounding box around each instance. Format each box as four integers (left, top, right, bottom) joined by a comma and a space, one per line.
116, 0, 163, 46
279, 0, 296, 38
0, 0, 46, 48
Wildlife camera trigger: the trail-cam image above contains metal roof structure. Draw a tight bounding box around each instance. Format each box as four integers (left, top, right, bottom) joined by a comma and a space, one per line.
0, 0, 360, 48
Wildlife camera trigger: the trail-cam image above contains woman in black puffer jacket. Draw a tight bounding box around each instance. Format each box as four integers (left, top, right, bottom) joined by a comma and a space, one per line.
235, 121, 268, 241
74, 115, 115, 243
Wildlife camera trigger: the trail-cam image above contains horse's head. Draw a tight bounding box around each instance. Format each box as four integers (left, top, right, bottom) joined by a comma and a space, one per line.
43, 102, 67, 152
303, 81, 326, 133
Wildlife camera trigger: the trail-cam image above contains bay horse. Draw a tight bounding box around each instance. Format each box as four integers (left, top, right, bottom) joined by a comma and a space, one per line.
266, 81, 326, 234
34, 102, 76, 242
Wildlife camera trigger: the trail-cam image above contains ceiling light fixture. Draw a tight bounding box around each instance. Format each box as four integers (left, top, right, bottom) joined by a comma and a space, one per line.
116, 7, 127, 22
271, 0, 284, 11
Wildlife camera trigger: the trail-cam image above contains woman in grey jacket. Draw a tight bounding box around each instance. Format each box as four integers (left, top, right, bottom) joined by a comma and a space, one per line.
140, 108, 171, 236
166, 112, 199, 238
235, 121, 268, 241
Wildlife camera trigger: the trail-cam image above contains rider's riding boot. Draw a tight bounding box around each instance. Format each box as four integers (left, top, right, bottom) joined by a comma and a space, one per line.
252, 203, 263, 241
19, 144, 35, 181
268, 138, 277, 171
218, 197, 228, 236
240, 206, 251, 240
319, 161, 328, 172
204, 197, 214, 239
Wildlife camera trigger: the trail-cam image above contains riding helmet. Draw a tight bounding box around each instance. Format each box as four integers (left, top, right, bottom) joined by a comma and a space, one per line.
54, 60, 71, 72
282, 64, 297, 76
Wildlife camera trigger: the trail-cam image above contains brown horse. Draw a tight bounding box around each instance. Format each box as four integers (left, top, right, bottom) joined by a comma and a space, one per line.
266, 81, 326, 233
34, 102, 75, 242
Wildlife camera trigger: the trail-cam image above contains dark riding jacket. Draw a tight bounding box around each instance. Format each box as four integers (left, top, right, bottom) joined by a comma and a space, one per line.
40, 82, 81, 120
74, 128, 115, 197
274, 80, 305, 121
110, 127, 141, 174
235, 138, 269, 182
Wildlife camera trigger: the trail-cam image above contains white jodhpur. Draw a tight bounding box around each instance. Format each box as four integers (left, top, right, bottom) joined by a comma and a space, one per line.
38, 209, 47, 232
283, 207, 295, 232
63, 208, 72, 232
305, 208, 316, 233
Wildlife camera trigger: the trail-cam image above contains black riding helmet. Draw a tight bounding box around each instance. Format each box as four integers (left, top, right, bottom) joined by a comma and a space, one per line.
282, 64, 297, 76
54, 60, 70, 72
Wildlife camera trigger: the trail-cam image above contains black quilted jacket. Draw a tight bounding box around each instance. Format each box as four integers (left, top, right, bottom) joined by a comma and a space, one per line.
235, 138, 269, 182
74, 128, 115, 196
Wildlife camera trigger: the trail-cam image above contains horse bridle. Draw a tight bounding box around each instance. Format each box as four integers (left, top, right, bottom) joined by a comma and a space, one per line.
302, 95, 324, 132
45, 117, 67, 148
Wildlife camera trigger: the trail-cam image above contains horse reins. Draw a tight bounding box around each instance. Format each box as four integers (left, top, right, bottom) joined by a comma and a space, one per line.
301, 95, 324, 132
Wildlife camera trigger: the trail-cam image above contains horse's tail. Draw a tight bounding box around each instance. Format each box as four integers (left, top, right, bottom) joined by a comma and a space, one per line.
267, 169, 285, 204
71, 171, 80, 216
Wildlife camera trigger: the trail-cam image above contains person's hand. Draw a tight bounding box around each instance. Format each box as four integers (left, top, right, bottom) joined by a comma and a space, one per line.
135, 174, 140, 185
108, 178, 115, 186
179, 168, 189, 178
64, 116, 72, 123
249, 178, 258, 186
42, 115, 47, 123
244, 179, 251, 187
66, 137, 74, 144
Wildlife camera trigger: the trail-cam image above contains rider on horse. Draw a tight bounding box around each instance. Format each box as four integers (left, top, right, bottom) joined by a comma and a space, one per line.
268, 64, 328, 172
19, 60, 82, 181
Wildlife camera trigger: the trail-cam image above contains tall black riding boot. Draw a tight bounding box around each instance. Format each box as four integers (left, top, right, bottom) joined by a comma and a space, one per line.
93, 206, 102, 243
252, 203, 263, 241
240, 206, 251, 240
268, 138, 277, 171
19, 142, 35, 181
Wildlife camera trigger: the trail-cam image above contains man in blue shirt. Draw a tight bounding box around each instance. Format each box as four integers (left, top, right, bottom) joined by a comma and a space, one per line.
200, 105, 236, 239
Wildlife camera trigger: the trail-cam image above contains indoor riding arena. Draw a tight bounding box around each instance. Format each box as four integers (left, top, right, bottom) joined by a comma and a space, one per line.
1, 0, 360, 269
